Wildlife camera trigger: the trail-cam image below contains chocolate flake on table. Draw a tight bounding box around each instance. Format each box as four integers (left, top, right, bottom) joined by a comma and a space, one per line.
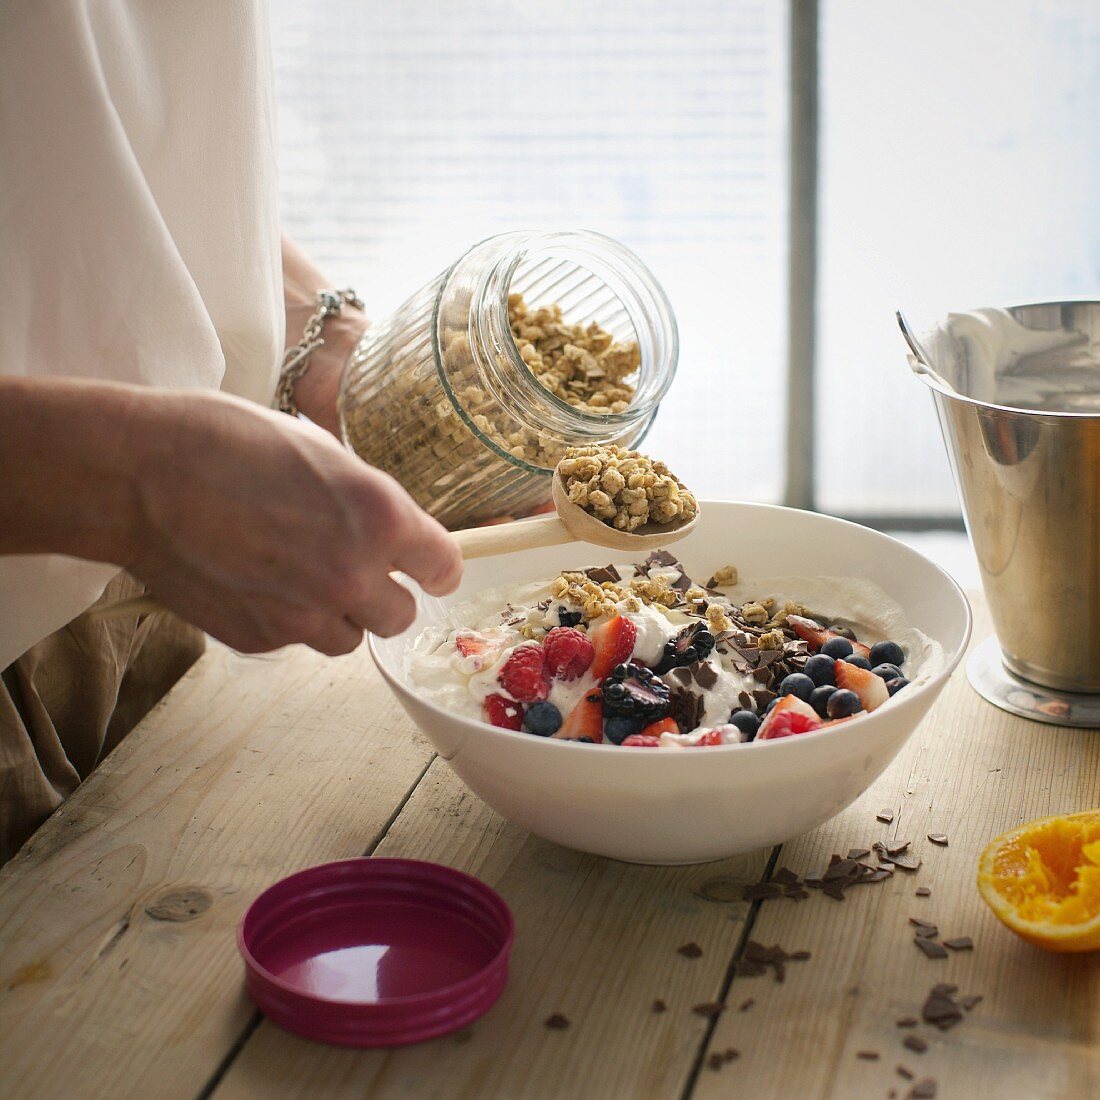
922, 983, 979, 1030
544, 1014, 570, 1030
791, 949, 812, 960
903, 1035, 928, 1054
739, 998, 755, 1012
741, 881, 784, 901
734, 940, 810, 983
877, 809, 896, 824
856, 1050, 880, 1061
915, 886, 932, 897
651, 999, 668, 1013
908, 1077, 938, 1099
943, 936, 973, 951
847, 847, 871, 860
692, 1001, 726, 1019
897, 1066, 915, 1080
896, 1016, 919, 1028
927, 833, 949, 846
914, 937, 949, 960
909, 918, 938, 937
677, 941, 704, 959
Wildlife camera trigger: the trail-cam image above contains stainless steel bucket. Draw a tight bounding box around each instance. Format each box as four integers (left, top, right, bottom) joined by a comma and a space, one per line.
906, 301, 1100, 724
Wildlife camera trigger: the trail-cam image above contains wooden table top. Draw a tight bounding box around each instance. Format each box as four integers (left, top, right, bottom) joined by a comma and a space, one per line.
1, 594, 1098, 1100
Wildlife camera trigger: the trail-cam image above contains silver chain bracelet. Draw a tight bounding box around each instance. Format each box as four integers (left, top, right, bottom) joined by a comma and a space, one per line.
275, 287, 364, 417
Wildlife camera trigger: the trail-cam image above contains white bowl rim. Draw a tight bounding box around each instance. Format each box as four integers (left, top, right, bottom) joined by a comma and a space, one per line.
369, 500, 973, 756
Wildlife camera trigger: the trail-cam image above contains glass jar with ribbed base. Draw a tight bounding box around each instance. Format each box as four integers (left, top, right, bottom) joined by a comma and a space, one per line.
339, 230, 678, 530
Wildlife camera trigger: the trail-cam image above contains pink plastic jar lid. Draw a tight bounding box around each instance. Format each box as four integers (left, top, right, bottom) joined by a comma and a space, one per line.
237, 858, 514, 1047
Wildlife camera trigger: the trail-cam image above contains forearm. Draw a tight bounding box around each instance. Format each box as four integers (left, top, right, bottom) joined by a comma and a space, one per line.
281, 233, 368, 436
0, 376, 145, 564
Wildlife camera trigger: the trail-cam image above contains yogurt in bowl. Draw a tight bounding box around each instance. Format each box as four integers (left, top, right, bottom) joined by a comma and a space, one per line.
370, 501, 970, 864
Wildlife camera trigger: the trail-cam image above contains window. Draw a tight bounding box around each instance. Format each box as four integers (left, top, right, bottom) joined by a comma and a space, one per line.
272, 0, 1099, 578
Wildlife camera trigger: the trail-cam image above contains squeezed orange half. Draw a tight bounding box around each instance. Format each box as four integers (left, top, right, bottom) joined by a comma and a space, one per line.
977, 809, 1100, 952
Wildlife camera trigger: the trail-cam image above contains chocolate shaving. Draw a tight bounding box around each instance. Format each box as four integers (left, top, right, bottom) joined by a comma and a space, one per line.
914, 937, 949, 959
645, 549, 681, 570
741, 882, 784, 901
877, 809, 895, 824
896, 1016, 919, 1028
752, 688, 777, 710
961, 994, 983, 1011
897, 1066, 915, 1080
692, 1001, 726, 1018
690, 661, 719, 691
752, 667, 772, 683
671, 571, 694, 594
909, 918, 939, 937
908, 1079, 937, 1099
677, 941, 703, 958
856, 1051, 880, 1061
651, 999, 667, 1013
847, 847, 871, 860
737, 690, 755, 712
583, 564, 622, 585
739, 998, 755, 1012
886, 839, 912, 855
927, 833, 949, 846
773, 867, 801, 885
889, 853, 923, 871
707, 1053, 725, 1071
734, 959, 766, 977
669, 686, 704, 733
544, 1014, 570, 1030
903, 1035, 928, 1054
915, 887, 932, 897
943, 936, 973, 951
791, 949, 811, 960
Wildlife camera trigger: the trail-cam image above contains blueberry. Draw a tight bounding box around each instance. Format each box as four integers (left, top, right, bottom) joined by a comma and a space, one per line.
843, 655, 872, 670
604, 715, 643, 745
778, 672, 815, 701
826, 688, 862, 719
729, 709, 761, 738
803, 653, 837, 687
829, 625, 857, 640
577, 736, 594, 743
872, 662, 903, 681
886, 676, 910, 696
810, 684, 836, 719
821, 636, 854, 659
870, 640, 905, 668
522, 700, 562, 736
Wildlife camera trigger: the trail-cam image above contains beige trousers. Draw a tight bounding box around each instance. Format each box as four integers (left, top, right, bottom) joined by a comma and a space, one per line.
0, 572, 205, 865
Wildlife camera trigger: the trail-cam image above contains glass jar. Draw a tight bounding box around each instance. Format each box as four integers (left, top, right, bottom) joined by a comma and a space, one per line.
339, 230, 678, 529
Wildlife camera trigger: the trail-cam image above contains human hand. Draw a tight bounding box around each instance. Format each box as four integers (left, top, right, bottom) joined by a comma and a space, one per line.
127, 389, 462, 654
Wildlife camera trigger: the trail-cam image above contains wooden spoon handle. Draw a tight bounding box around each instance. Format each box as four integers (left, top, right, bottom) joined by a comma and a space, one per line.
453, 515, 574, 559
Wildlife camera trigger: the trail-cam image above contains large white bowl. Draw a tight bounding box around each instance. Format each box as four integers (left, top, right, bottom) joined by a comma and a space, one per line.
370, 501, 971, 864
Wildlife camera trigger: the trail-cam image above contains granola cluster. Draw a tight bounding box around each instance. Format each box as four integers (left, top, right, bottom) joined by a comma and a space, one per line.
557, 444, 698, 532
509, 294, 638, 414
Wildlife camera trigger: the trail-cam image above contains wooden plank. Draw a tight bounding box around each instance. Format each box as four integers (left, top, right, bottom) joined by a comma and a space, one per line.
695, 601, 1100, 1099
210, 758, 772, 1100
0, 642, 436, 1100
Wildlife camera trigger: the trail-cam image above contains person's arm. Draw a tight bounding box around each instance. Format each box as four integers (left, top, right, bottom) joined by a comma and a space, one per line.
0, 376, 461, 654
280, 234, 367, 437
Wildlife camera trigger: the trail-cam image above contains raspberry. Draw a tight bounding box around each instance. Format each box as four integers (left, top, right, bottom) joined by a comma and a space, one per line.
621, 733, 661, 747
543, 627, 594, 681
757, 711, 821, 740
498, 644, 550, 702
484, 693, 524, 730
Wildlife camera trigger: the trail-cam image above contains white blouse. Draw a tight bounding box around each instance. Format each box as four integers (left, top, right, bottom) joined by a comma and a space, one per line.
0, 0, 283, 668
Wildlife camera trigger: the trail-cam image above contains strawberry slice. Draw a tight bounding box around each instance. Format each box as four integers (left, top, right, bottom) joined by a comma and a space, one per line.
834, 661, 889, 712
693, 728, 725, 746
757, 694, 820, 740
621, 733, 661, 747
638, 716, 679, 738
554, 689, 605, 743
588, 615, 638, 682
786, 615, 871, 660
758, 710, 823, 740
455, 630, 491, 657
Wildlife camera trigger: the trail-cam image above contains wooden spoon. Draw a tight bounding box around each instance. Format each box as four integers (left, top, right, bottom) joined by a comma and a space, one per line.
89, 464, 698, 621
